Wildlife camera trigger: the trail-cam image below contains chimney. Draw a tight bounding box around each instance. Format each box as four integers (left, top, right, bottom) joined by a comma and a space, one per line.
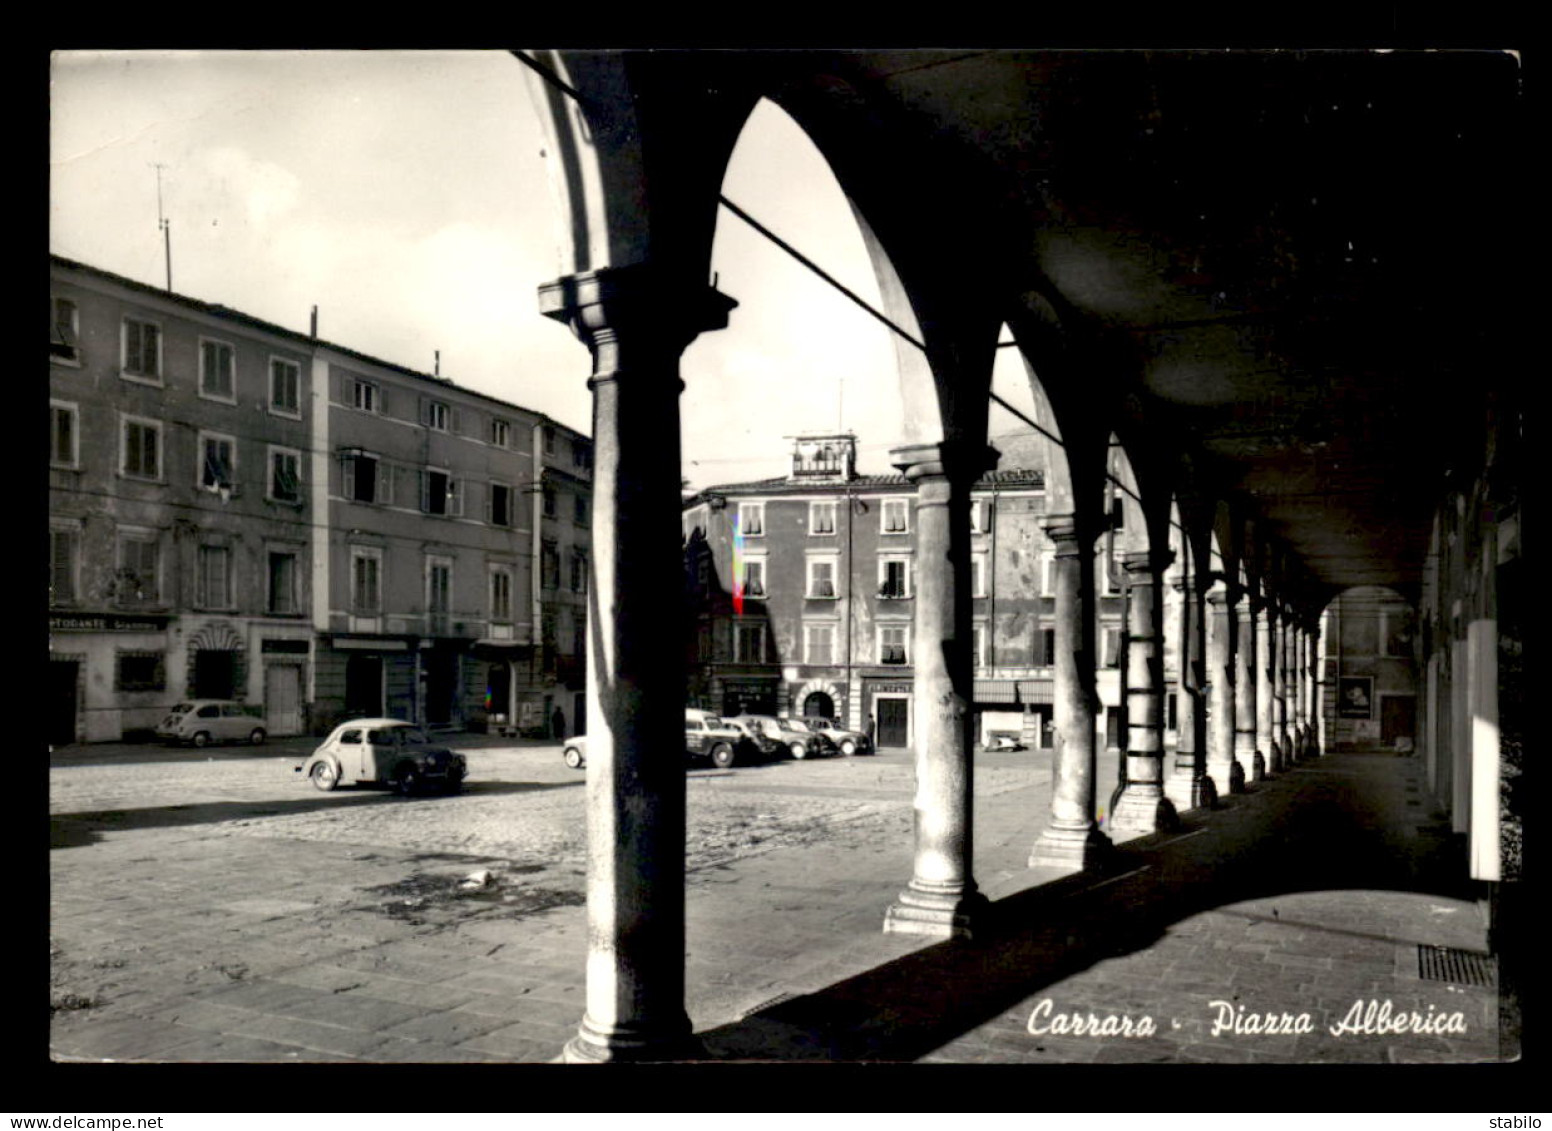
310, 305, 318, 339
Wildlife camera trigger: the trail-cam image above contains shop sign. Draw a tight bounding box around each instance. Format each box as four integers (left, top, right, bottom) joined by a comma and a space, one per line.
867, 681, 913, 695
50, 613, 169, 633
261, 638, 310, 654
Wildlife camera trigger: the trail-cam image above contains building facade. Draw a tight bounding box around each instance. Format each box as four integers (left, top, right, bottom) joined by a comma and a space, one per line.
681, 434, 1131, 752
49, 256, 590, 742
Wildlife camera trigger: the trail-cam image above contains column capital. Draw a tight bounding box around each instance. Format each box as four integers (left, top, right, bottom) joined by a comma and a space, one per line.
1040, 511, 1082, 552
539, 264, 738, 350
1206, 587, 1233, 608
889, 440, 1000, 484
1122, 547, 1174, 576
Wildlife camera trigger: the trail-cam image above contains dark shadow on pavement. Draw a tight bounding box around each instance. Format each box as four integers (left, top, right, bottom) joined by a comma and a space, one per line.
49, 779, 581, 848
697, 753, 1482, 1061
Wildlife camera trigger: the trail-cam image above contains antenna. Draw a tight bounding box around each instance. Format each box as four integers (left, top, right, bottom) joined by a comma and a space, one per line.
151, 163, 172, 291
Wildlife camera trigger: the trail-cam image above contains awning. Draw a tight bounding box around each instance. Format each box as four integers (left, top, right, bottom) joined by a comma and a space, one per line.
973, 679, 1053, 705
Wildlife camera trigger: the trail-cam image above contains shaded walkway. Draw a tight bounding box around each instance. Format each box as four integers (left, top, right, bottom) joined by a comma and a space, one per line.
697, 751, 1502, 1063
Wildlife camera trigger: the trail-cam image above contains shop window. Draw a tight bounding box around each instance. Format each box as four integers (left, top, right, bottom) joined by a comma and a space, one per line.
116, 651, 166, 692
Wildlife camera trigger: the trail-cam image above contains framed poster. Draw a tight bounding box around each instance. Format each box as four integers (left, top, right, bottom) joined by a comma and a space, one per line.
1338, 676, 1374, 719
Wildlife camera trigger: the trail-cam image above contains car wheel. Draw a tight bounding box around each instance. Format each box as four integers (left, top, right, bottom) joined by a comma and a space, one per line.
840, 739, 857, 757
563, 746, 584, 770
395, 766, 421, 796
309, 761, 338, 792
249, 728, 266, 746
710, 742, 736, 769
789, 741, 807, 761
191, 731, 211, 749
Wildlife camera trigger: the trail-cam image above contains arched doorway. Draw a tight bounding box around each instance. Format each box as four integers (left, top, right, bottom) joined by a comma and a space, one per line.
802, 691, 834, 719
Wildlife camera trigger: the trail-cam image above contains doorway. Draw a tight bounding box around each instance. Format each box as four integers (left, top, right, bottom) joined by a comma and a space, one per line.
193, 650, 237, 700
345, 654, 383, 718
1381, 694, 1417, 750
50, 660, 78, 746
876, 696, 909, 748
265, 664, 304, 736
803, 691, 835, 719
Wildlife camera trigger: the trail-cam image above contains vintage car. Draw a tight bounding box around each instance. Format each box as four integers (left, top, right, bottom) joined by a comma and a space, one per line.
804, 717, 872, 756
732, 714, 825, 760
563, 710, 756, 770
722, 717, 782, 759
156, 700, 267, 748
298, 719, 467, 795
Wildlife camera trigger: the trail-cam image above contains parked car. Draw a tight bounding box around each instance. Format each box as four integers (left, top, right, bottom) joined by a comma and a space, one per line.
805, 717, 872, 756
564, 710, 754, 771
985, 733, 1026, 752
733, 714, 824, 760
722, 717, 782, 759
297, 719, 467, 796
156, 700, 266, 748
684, 708, 748, 768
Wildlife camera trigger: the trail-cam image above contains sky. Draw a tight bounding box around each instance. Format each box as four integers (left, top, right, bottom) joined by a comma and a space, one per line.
49, 50, 1042, 490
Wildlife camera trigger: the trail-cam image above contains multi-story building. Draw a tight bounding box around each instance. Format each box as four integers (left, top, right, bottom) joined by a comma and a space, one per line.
681, 433, 1131, 752
49, 255, 590, 742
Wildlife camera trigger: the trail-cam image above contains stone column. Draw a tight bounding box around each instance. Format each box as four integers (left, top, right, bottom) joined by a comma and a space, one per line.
884, 440, 996, 937
1234, 591, 1259, 786
1205, 586, 1241, 796
1285, 608, 1297, 766
1255, 597, 1275, 778
1306, 621, 1322, 757
1110, 549, 1180, 834
1294, 620, 1310, 759
1165, 570, 1211, 811
540, 265, 736, 1063
1030, 515, 1110, 871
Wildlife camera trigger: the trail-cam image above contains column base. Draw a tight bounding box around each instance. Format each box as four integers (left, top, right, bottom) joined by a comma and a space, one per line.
1164, 768, 1212, 813
883, 883, 989, 939
1228, 759, 1248, 794
1253, 750, 1267, 781
1108, 784, 1181, 835
562, 1014, 701, 1063
1029, 821, 1112, 872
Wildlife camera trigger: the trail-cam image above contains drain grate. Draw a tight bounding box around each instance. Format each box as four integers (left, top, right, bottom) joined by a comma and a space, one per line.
1417, 945, 1495, 987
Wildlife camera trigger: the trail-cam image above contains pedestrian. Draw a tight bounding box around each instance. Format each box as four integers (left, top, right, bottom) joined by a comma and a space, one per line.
867, 713, 876, 744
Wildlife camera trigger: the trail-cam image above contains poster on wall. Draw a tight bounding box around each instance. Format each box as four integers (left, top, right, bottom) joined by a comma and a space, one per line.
1338, 676, 1374, 719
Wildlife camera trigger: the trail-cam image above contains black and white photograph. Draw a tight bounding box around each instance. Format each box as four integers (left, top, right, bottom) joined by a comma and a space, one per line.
46, 46, 1524, 1082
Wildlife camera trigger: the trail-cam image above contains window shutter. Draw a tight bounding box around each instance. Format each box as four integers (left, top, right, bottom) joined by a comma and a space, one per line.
420, 470, 430, 512
341, 454, 355, 500
420, 397, 430, 427
380, 464, 394, 505
451, 408, 463, 434
484, 484, 493, 524
450, 479, 463, 517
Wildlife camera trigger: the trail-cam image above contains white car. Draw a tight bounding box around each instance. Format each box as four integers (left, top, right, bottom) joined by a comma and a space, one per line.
155, 700, 266, 748
297, 719, 467, 795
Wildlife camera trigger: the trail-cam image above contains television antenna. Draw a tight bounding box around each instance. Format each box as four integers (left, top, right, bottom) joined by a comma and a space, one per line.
151, 163, 172, 291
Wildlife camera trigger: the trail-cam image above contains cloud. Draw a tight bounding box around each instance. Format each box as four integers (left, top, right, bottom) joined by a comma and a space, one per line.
197, 145, 301, 228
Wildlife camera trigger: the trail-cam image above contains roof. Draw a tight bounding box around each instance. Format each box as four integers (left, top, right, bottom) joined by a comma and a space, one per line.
683, 467, 1044, 507
50, 254, 589, 437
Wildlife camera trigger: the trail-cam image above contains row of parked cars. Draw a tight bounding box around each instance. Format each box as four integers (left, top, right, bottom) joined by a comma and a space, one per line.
562, 710, 872, 770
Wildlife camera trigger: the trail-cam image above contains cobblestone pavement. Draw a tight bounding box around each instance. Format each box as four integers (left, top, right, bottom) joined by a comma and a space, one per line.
48, 739, 1509, 1065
